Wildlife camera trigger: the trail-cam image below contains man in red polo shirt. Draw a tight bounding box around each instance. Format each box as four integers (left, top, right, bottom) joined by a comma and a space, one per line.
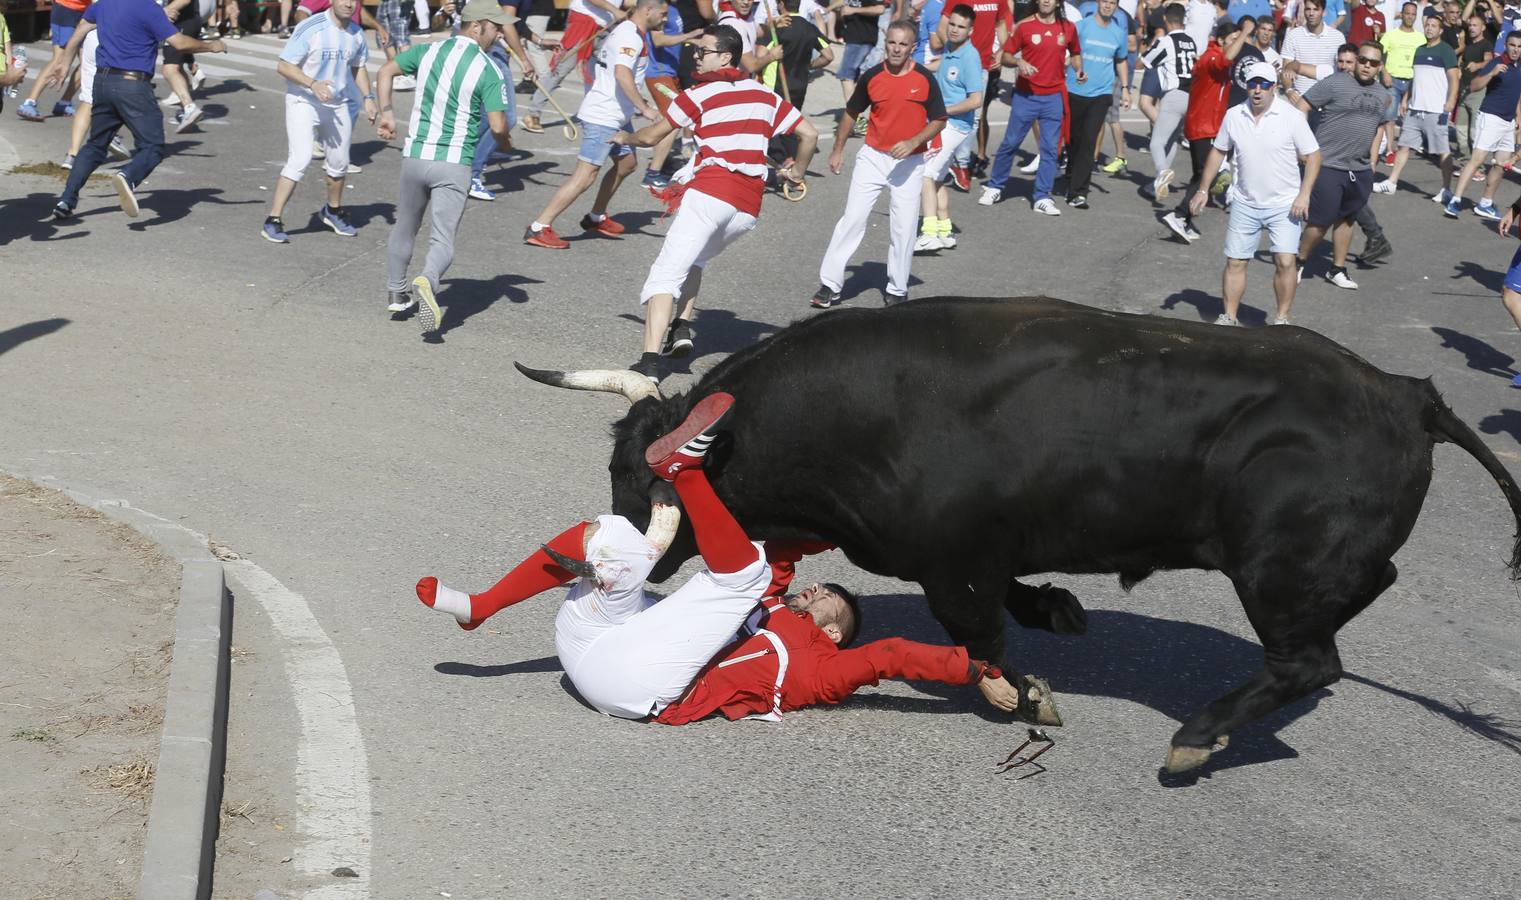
936, 0, 1013, 177
1164, 16, 1253, 242
811, 19, 947, 307
978, 0, 1080, 216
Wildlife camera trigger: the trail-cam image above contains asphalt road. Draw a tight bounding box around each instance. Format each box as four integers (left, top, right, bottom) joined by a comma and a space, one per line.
3, 31, 1520, 899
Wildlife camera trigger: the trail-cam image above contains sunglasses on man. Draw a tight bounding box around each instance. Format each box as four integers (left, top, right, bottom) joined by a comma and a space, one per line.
1246, 78, 1276, 89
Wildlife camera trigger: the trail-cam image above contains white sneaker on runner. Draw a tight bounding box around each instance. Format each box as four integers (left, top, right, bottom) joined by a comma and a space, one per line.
978, 186, 1001, 206
1372, 180, 1396, 194
393, 75, 417, 91
1214, 313, 1240, 326
1327, 269, 1359, 290
1019, 154, 1041, 174
1032, 198, 1061, 216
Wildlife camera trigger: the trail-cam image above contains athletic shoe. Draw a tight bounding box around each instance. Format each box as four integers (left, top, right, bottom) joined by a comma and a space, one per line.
1162, 211, 1194, 243
261, 217, 290, 243
346, 162, 362, 174
190, 67, 207, 90
468, 177, 496, 201
883, 290, 906, 306
1473, 168, 1488, 182
111, 172, 139, 218
392, 75, 417, 92
521, 115, 543, 134
1273, 315, 1292, 325
1475, 200, 1502, 220
108, 136, 130, 160
387, 290, 416, 316
1209, 170, 1232, 196
524, 225, 569, 249
642, 168, 671, 191
581, 214, 625, 236
1382, 151, 1396, 165
939, 229, 957, 249
950, 164, 971, 192
661, 320, 694, 357
1360, 234, 1393, 264
319, 204, 357, 236
1444, 197, 1461, 218
1372, 180, 1396, 194
1296, 264, 1304, 284
630, 354, 661, 383
1431, 188, 1453, 204
162, 93, 183, 107
645, 391, 736, 481
311, 143, 326, 159
810, 284, 842, 309
969, 154, 989, 178
52, 101, 74, 117
412, 276, 442, 332
1019, 154, 1042, 174
1067, 194, 1089, 209
1184, 223, 1202, 242
16, 99, 42, 121
50, 201, 75, 222
61, 153, 74, 170
1100, 156, 1127, 176
174, 102, 203, 133
1214, 314, 1240, 326
278, 25, 292, 36
1032, 198, 1061, 216
1327, 268, 1359, 290
978, 185, 1002, 206
914, 233, 943, 252
1153, 169, 1175, 202
852, 111, 869, 136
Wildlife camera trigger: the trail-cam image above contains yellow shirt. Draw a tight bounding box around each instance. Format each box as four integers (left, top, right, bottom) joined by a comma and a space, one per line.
1380, 27, 1427, 80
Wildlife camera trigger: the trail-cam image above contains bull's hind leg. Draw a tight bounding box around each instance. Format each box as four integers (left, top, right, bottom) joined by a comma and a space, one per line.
1165, 561, 1399, 773
1004, 579, 1088, 635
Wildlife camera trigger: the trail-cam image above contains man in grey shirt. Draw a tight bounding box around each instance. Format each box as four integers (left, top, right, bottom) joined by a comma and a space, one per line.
1289, 40, 1391, 289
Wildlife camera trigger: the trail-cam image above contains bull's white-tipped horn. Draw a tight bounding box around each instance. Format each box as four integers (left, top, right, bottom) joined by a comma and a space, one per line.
644, 503, 681, 553
514, 362, 662, 405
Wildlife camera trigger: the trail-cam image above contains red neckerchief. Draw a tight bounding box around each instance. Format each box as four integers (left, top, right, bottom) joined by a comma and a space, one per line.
692, 67, 750, 84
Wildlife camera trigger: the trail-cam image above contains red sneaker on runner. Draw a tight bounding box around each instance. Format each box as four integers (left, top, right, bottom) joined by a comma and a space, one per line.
524, 225, 569, 249
645, 392, 735, 481
950, 164, 971, 192
580, 214, 626, 237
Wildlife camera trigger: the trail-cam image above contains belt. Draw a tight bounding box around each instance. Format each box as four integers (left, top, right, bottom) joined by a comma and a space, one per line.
102, 66, 152, 80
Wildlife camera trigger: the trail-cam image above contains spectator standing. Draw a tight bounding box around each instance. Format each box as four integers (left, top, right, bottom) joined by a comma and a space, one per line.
1255, 17, 1280, 71
48, 0, 227, 220
838, 0, 889, 106
1379, 14, 1458, 198
1290, 39, 1388, 289
377, 0, 515, 332
1281, 0, 1345, 93
1445, 28, 1521, 217
917, 3, 983, 247
938, 0, 1012, 178
640, 7, 703, 192
1348, 0, 1387, 45
1190, 60, 1321, 326
1064, 0, 1129, 207
1455, 12, 1494, 158
1379, 2, 1424, 159
812, 20, 946, 306
1138, 3, 1197, 200
1164, 16, 1253, 240
765, 0, 834, 169
516, 0, 567, 133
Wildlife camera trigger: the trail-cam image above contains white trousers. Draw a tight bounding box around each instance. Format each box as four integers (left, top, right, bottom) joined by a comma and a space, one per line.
554, 515, 769, 719
281, 93, 352, 182
639, 189, 758, 304
923, 125, 972, 182
819, 144, 924, 298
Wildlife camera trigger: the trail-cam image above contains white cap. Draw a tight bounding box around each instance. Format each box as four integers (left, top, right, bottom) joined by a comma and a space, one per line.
1244, 61, 1278, 85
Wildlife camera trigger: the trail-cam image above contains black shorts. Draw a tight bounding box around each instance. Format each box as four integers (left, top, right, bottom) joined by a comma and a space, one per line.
1307, 166, 1373, 226
981, 65, 1001, 115
162, 14, 205, 66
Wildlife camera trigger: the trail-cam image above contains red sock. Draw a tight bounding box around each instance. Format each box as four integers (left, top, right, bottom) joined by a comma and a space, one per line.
672, 469, 755, 575
469, 521, 589, 624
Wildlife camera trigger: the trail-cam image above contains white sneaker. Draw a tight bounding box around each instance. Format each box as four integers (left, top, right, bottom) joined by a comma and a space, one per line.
1372, 180, 1396, 194
108, 136, 130, 160
1431, 188, 1453, 204
1296, 265, 1303, 284
190, 67, 206, 90
1273, 315, 1292, 325
978, 186, 1001, 206
914, 233, 943, 252
312, 144, 326, 159
111, 171, 139, 218
174, 102, 203, 133
162, 93, 183, 107
1162, 211, 1194, 242
1214, 313, 1241, 326
1032, 198, 1061, 216
392, 74, 417, 92
1154, 168, 1175, 202
346, 162, 362, 174
1019, 154, 1041, 174
939, 232, 957, 248
1327, 269, 1359, 290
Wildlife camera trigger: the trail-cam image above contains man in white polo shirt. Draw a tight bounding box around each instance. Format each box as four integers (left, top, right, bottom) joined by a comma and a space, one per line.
1279, 0, 1343, 95
1191, 60, 1321, 327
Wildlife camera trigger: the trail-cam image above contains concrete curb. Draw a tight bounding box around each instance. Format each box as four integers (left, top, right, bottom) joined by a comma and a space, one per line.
7, 470, 229, 900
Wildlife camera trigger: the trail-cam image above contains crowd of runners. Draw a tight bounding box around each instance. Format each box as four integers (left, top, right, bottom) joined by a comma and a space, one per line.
9, 0, 1521, 375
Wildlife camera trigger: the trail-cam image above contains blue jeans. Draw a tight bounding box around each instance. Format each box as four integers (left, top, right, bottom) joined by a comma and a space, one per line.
61, 72, 165, 209
986, 90, 1062, 201
471, 46, 519, 181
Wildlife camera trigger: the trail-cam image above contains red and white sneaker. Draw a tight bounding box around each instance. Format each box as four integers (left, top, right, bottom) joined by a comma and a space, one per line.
524, 225, 569, 249
645, 392, 735, 481
581, 213, 626, 237
950, 164, 971, 192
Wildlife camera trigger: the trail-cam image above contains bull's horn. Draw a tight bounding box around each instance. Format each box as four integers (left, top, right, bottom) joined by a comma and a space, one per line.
645, 503, 681, 554
541, 544, 597, 581
514, 362, 662, 405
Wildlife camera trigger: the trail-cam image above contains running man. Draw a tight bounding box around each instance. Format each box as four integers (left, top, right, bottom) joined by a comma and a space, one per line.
1444, 28, 1521, 220
614, 24, 818, 380
260, 0, 377, 243
377, 0, 515, 333
16, 0, 90, 121
1137, 2, 1196, 203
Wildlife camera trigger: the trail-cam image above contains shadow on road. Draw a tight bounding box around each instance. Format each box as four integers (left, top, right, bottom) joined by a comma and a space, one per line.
434, 657, 561, 677
1453, 260, 1504, 293
422, 272, 543, 342
0, 318, 70, 357
130, 187, 260, 230
0, 192, 90, 245
1160, 288, 1270, 325
1480, 409, 1521, 444
479, 159, 557, 193
1431, 326, 1517, 378
841, 260, 922, 302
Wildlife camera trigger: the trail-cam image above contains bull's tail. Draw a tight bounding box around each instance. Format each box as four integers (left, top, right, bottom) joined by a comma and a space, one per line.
1422, 380, 1521, 578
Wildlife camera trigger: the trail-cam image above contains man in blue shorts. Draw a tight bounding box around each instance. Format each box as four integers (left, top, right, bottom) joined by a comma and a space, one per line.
837, 0, 887, 107
16, 0, 92, 121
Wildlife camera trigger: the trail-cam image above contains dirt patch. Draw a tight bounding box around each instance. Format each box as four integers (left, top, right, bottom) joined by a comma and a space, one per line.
0, 474, 179, 900
8, 162, 112, 183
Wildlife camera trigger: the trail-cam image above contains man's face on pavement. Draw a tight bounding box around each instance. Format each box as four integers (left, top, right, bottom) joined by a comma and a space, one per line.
884, 26, 914, 68
1247, 76, 1274, 112
947, 12, 974, 43
1508, 33, 1521, 62
1354, 47, 1383, 83
1469, 14, 1488, 39
787, 584, 850, 643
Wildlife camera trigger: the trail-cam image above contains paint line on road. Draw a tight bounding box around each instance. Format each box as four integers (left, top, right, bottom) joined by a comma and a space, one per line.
222, 560, 373, 898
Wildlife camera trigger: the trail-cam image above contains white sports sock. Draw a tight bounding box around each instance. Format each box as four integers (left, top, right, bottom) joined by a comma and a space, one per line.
431, 583, 473, 625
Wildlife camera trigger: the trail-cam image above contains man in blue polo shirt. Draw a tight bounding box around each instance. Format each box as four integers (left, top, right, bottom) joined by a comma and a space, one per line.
1067, 0, 1130, 208
47, 0, 225, 220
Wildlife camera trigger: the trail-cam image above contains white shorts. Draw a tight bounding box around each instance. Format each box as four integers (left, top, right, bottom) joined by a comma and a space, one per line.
923, 125, 972, 182
554, 515, 768, 719
79, 30, 98, 105
281, 93, 353, 182
639, 188, 757, 304
1474, 110, 1517, 155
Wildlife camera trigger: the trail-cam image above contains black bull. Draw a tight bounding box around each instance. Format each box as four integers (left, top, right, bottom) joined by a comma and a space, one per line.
518, 296, 1521, 772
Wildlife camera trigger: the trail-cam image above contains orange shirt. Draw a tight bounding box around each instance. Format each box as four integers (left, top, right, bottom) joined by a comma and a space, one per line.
55, 0, 93, 13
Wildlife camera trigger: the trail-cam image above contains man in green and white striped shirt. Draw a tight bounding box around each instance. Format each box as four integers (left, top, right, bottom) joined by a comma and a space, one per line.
377, 0, 514, 334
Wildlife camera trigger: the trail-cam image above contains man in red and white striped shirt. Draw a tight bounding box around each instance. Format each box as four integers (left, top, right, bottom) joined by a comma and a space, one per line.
613, 23, 819, 380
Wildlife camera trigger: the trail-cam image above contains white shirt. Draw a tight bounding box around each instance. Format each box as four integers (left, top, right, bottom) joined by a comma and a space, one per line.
1213, 97, 1320, 207
1281, 23, 1344, 93
1184, 0, 1217, 52
577, 19, 648, 128
719, 9, 758, 56
570, 0, 619, 27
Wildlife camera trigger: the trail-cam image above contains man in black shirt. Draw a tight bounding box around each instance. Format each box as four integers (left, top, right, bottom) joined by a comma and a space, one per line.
836, 0, 886, 104
1456, 11, 1494, 158
766, 0, 834, 164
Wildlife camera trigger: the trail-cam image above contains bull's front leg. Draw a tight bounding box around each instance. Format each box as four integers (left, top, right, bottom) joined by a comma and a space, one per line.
920, 574, 1063, 727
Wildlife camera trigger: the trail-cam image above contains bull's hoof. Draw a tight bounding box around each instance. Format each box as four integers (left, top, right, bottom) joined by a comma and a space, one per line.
1165, 735, 1230, 774
1017, 674, 1063, 727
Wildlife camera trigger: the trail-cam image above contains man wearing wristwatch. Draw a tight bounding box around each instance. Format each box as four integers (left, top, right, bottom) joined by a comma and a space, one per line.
261, 0, 376, 244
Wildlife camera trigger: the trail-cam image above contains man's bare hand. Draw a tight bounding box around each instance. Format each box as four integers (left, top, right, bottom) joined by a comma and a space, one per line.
888, 138, 917, 159
1502, 207, 1517, 237
311, 79, 335, 103
1291, 191, 1311, 222
828, 147, 845, 174
378, 111, 397, 140
978, 675, 1021, 712
1189, 189, 1207, 217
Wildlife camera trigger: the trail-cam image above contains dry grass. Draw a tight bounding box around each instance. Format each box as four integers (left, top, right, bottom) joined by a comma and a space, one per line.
11, 726, 58, 744
9, 161, 112, 183
87, 755, 156, 804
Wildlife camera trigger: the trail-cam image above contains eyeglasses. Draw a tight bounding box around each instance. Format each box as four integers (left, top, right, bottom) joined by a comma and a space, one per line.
1356, 56, 1383, 64
1246, 78, 1275, 89
692, 47, 723, 58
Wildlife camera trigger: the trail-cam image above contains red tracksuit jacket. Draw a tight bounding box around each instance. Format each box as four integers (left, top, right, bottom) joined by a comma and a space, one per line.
654, 543, 975, 725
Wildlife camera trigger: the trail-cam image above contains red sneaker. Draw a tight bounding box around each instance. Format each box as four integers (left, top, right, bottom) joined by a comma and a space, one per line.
581, 213, 626, 237
950, 164, 971, 192
1382, 151, 1396, 165
645, 392, 735, 481
524, 225, 569, 249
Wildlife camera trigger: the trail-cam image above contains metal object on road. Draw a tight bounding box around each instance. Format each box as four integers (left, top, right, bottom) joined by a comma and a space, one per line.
997, 728, 1055, 779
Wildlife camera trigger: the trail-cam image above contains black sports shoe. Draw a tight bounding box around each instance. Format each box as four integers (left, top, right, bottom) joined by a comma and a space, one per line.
50, 201, 74, 221
883, 290, 907, 306
810, 284, 842, 309
661, 319, 694, 357
969, 154, 989, 179
630, 353, 662, 384
1359, 234, 1393, 265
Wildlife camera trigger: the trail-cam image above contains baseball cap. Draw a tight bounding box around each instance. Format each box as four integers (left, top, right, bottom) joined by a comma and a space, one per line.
1244, 61, 1277, 84
460, 0, 517, 25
